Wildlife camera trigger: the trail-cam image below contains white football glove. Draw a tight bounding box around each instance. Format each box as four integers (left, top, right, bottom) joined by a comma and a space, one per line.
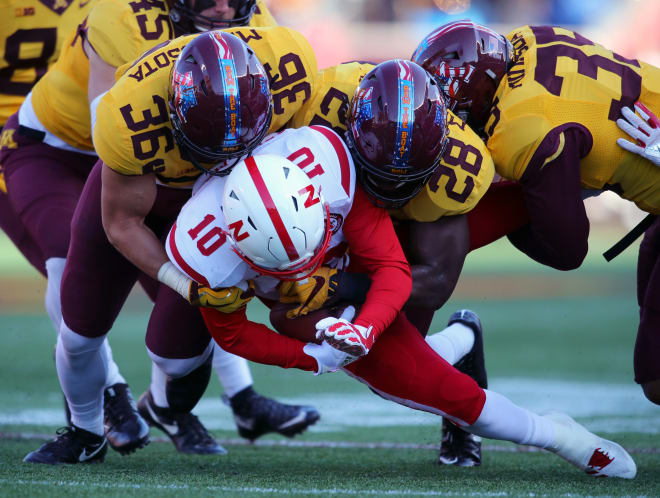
303, 340, 358, 375
616, 101, 660, 166
315, 317, 374, 357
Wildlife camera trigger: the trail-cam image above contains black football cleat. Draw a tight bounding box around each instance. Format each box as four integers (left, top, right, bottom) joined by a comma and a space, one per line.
438, 309, 487, 467
103, 383, 150, 455
225, 386, 320, 441
24, 425, 107, 465
137, 390, 227, 455
438, 418, 482, 466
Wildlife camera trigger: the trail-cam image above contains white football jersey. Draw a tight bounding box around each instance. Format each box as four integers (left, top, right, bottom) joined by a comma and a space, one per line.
166, 125, 357, 299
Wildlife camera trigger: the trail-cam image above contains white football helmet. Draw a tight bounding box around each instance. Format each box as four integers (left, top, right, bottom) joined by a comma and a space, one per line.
222, 154, 332, 280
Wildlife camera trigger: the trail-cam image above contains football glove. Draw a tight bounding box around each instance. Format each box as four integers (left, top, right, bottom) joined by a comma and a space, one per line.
279, 267, 339, 318
315, 317, 374, 357
302, 340, 358, 375
189, 280, 255, 313
616, 101, 660, 166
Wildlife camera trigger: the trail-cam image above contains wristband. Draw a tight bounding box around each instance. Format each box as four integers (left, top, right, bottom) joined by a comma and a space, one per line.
157, 261, 192, 300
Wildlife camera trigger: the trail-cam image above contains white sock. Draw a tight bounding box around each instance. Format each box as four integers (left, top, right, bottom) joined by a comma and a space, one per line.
466, 389, 555, 449
212, 342, 252, 398
44, 257, 66, 334
46, 258, 125, 390
149, 362, 169, 409
425, 322, 475, 365
56, 322, 108, 436
103, 340, 126, 388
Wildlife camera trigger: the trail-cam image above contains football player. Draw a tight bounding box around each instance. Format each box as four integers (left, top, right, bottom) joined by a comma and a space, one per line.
160, 118, 636, 479
0, 0, 96, 276
287, 59, 510, 465
20, 20, 317, 466
411, 20, 660, 406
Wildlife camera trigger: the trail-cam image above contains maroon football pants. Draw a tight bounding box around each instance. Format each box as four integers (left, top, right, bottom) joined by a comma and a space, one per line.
61, 160, 210, 358
634, 215, 660, 384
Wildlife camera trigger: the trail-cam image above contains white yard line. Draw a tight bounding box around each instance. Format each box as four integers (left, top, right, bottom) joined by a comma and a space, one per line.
0, 478, 619, 497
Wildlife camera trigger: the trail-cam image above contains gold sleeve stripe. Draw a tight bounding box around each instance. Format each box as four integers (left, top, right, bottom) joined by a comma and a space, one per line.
540, 131, 565, 170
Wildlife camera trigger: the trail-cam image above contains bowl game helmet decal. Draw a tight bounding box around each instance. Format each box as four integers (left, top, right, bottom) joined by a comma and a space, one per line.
346, 59, 449, 208
168, 31, 272, 173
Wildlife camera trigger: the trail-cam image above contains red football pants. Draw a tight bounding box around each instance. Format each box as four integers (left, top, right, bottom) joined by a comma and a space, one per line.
343, 312, 486, 426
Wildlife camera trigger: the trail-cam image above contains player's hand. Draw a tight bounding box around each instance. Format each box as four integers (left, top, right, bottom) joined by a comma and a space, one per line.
616, 101, 660, 166
189, 280, 255, 313
279, 267, 340, 318
302, 340, 358, 375
315, 317, 374, 357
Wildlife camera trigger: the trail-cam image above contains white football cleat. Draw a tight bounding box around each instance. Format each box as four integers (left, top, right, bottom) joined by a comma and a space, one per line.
545, 412, 636, 479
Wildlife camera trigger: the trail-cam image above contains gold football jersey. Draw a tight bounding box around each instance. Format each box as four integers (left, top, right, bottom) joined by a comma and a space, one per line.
252, 0, 277, 28
288, 61, 374, 133
0, 0, 94, 126
94, 26, 317, 187
486, 25, 660, 214
290, 62, 494, 220
30, 0, 173, 151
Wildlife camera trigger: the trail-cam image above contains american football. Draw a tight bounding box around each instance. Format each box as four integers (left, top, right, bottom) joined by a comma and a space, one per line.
269, 301, 360, 344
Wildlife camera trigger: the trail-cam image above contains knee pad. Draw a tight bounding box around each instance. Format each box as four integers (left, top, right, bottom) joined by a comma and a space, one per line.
148, 340, 214, 378
59, 320, 106, 356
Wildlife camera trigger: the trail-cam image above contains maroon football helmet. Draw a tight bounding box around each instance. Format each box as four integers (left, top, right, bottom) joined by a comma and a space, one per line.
345, 59, 449, 208
411, 20, 513, 133
169, 0, 256, 34
169, 31, 272, 175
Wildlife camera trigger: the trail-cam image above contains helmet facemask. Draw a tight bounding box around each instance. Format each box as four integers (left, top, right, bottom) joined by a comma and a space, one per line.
170, 0, 257, 34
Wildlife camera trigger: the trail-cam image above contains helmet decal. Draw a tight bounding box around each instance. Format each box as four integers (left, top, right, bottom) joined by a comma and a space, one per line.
394, 60, 414, 169
436, 61, 475, 98
172, 70, 197, 123
349, 86, 372, 140
210, 32, 241, 147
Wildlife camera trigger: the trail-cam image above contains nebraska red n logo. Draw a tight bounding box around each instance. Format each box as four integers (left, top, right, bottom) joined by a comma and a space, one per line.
298, 184, 320, 208
228, 220, 249, 241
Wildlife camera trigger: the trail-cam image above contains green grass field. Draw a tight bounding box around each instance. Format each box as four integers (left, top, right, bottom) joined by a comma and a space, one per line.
1, 230, 658, 497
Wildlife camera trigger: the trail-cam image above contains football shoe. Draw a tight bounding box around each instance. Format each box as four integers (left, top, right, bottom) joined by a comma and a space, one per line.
24, 425, 107, 465
103, 383, 150, 454
545, 411, 636, 479
137, 390, 227, 455
438, 309, 486, 467
225, 387, 320, 441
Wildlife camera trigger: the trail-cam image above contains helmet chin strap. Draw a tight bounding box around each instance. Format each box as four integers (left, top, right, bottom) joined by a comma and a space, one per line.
182, 145, 243, 177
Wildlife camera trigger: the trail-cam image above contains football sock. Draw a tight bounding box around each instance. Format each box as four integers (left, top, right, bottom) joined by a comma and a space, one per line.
148, 342, 214, 410
44, 257, 66, 334
56, 322, 107, 436
149, 363, 169, 408
103, 339, 127, 388
212, 342, 253, 398
425, 322, 475, 365
467, 389, 554, 449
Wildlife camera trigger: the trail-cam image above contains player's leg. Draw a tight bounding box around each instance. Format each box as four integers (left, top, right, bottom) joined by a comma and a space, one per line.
634, 216, 660, 404
344, 313, 636, 478
142, 283, 226, 454
426, 309, 485, 466
506, 129, 590, 270
25, 161, 149, 464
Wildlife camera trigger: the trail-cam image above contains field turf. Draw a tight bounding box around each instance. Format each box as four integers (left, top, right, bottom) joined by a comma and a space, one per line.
0, 230, 658, 497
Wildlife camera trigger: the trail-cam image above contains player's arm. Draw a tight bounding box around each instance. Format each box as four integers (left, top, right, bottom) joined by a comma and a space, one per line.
340, 187, 412, 335
84, 39, 117, 104
404, 215, 469, 309
101, 164, 166, 277
507, 126, 590, 271
201, 307, 354, 374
